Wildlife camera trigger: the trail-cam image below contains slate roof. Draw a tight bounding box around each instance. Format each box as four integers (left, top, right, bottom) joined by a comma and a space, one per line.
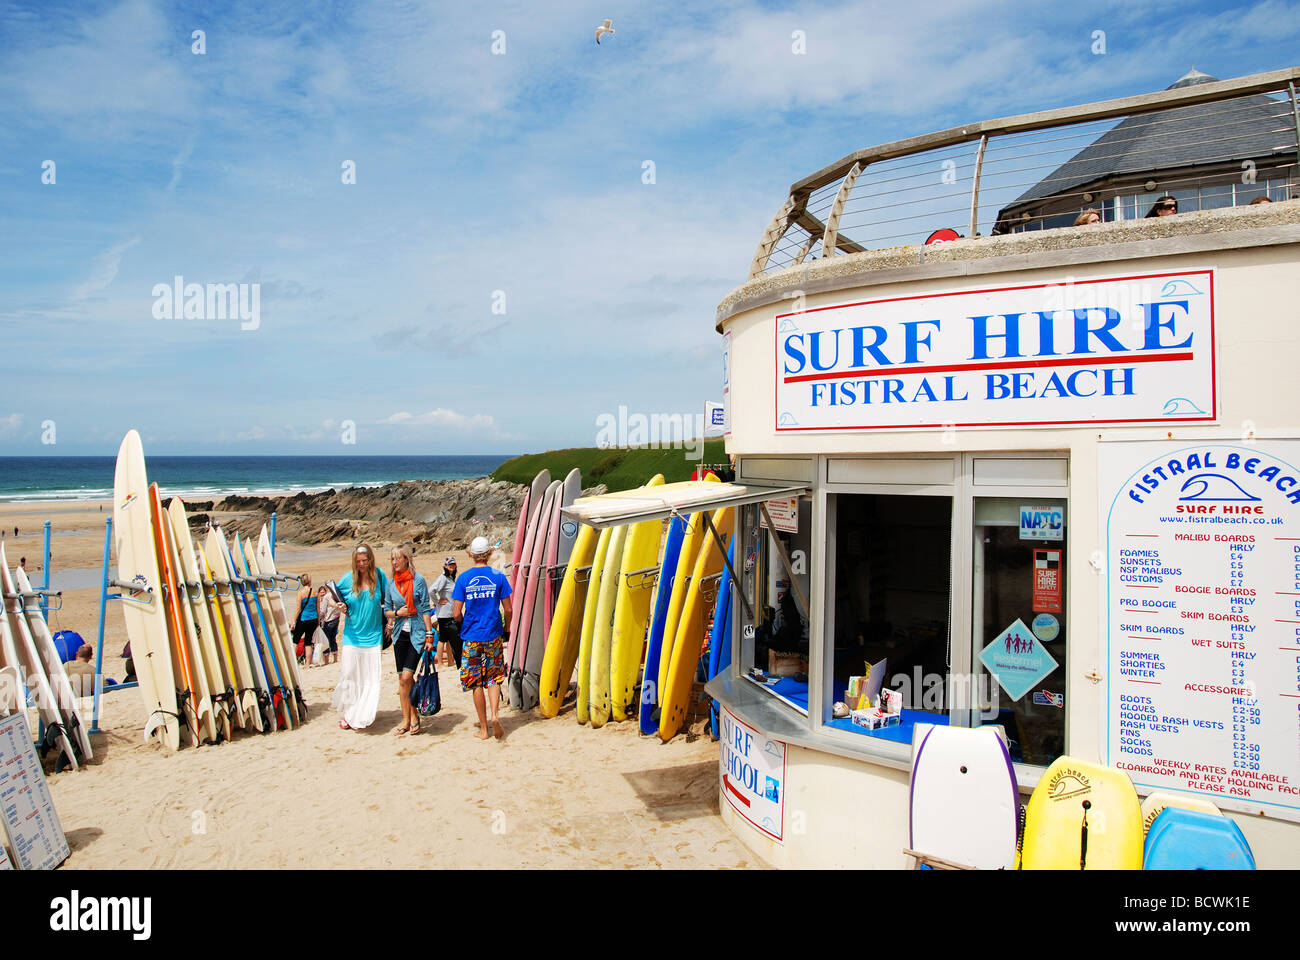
1000, 71, 1296, 212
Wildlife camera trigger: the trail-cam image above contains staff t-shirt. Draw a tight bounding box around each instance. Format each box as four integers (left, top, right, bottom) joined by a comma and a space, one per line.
452, 566, 512, 643
337, 571, 386, 647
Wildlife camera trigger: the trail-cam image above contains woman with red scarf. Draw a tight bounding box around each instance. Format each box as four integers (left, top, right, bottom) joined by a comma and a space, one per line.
385, 545, 434, 735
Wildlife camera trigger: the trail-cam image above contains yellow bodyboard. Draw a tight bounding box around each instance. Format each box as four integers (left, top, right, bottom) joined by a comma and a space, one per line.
539, 523, 598, 717
610, 475, 665, 720
1020, 756, 1143, 869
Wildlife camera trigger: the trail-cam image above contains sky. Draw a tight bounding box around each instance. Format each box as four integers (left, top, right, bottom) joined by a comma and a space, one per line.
1, 0, 1297, 455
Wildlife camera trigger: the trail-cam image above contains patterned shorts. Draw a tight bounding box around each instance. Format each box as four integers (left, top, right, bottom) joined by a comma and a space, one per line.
460, 637, 506, 691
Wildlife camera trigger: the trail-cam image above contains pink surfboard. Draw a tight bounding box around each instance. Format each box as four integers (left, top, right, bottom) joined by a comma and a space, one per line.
509, 480, 559, 709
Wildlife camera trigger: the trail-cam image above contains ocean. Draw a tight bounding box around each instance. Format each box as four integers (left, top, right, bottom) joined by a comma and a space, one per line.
0, 455, 512, 503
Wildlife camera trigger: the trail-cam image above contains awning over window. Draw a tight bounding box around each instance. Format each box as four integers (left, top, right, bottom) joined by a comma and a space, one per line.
561, 480, 809, 530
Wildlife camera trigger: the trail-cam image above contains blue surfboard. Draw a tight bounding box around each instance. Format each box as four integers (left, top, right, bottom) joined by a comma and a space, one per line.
639, 515, 687, 735
707, 536, 735, 738
1143, 807, 1255, 870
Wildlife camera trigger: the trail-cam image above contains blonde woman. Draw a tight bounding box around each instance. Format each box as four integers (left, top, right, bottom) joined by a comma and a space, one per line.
385, 545, 434, 735
330, 544, 389, 730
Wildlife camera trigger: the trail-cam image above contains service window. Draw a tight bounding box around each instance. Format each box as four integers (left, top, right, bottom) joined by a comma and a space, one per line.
824, 493, 954, 740
972, 497, 1068, 765
735, 497, 812, 713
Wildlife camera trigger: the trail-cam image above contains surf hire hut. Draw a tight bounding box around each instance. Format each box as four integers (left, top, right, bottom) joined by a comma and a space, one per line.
587, 68, 1300, 870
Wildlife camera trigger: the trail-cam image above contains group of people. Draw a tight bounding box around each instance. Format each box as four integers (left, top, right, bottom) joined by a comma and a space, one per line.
318, 536, 513, 741
1072, 192, 1274, 226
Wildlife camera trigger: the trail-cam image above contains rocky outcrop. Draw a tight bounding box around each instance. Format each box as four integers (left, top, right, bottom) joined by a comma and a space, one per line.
214, 478, 607, 549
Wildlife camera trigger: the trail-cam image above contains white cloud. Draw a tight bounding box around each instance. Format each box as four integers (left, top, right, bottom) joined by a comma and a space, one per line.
69, 235, 142, 301
0, 414, 22, 438
382, 408, 498, 431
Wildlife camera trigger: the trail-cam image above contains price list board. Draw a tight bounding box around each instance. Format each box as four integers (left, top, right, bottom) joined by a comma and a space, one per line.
0, 712, 69, 869
1100, 440, 1300, 822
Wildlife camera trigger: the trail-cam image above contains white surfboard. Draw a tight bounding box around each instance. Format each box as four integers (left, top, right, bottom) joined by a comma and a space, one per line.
13, 568, 92, 760
113, 432, 182, 751
0, 546, 77, 771
167, 498, 240, 736
909, 724, 1019, 869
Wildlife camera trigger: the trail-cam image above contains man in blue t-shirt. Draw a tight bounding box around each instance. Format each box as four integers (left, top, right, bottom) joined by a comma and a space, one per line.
452, 536, 513, 740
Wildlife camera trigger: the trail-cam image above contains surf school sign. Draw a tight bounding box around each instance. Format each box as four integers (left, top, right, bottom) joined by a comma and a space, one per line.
774, 270, 1215, 432
719, 707, 786, 842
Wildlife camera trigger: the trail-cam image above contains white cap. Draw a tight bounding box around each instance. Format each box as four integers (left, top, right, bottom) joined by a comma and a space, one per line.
469, 536, 491, 555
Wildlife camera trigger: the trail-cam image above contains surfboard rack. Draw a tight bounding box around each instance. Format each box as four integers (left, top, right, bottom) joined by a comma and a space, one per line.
903, 848, 978, 870
698, 571, 723, 603
573, 564, 593, 584
14, 588, 63, 614
623, 565, 660, 590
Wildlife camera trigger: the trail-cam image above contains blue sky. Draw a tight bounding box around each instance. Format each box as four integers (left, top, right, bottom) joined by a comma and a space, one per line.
1, 0, 1296, 455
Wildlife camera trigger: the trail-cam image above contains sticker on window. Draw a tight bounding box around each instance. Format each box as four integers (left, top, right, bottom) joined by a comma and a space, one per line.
979, 618, 1059, 702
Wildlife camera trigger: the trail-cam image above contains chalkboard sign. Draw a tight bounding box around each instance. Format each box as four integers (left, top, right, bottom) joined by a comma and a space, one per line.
1101, 439, 1300, 823
0, 712, 70, 869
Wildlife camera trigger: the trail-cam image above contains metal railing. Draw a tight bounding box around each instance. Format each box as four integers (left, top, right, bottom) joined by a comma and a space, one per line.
751, 67, 1300, 279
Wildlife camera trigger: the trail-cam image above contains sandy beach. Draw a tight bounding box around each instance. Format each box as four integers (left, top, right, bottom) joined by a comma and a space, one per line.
1, 499, 757, 869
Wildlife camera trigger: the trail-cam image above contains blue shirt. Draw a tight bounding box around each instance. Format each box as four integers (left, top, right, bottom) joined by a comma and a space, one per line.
300, 592, 318, 620
385, 572, 431, 647
337, 570, 388, 647
452, 566, 512, 643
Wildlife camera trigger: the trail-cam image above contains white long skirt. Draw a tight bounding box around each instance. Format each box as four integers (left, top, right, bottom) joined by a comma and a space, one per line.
332, 643, 381, 729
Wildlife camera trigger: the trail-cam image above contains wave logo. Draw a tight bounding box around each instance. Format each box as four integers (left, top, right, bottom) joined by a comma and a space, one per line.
1178, 474, 1261, 502
1162, 397, 1207, 416
1159, 279, 1204, 298
1046, 767, 1091, 802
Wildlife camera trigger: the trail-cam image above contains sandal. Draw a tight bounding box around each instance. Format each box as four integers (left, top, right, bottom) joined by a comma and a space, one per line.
339, 720, 351, 730
393, 724, 410, 736
410, 721, 421, 735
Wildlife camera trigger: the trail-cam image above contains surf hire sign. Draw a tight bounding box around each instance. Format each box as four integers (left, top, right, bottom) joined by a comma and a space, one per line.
774, 271, 1215, 431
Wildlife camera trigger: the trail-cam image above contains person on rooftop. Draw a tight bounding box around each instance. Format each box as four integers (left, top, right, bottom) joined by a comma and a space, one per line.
1145, 195, 1178, 217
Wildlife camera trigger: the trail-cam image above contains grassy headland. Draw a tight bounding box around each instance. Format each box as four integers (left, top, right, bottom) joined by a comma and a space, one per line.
491, 442, 728, 492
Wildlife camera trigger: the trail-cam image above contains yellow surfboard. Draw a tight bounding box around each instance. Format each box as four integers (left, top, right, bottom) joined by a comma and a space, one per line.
575, 527, 612, 725
588, 523, 628, 728
609, 475, 665, 720
1020, 756, 1143, 869
659, 505, 734, 741
655, 476, 719, 698
539, 523, 598, 718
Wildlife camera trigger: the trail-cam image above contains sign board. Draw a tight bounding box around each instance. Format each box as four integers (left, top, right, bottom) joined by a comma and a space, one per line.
758, 497, 799, 533
1100, 439, 1300, 823
978, 618, 1059, 702
774, 270, 1215, 432
1032, 549, 1063, 612
704, 401, 726, 437
718, 706, 785, 842
1021, 505, 1064, 541
0, 713, 70, 870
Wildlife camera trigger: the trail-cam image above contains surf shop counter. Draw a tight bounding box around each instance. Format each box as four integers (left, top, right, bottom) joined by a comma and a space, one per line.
706, 201, 1300, 869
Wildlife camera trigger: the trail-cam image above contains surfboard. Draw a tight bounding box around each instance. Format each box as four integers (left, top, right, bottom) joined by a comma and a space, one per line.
659, 505, 735, 742
509, 480, 559, 710
1020, 756, 1143, 870
575, 527, 612, 725
706, 535, 736, 739
656, 476, 720, 699
113, 431, 181, 751
0, 547, 78, 770
198, 530, 258, 731
149, 484, 214, 746
203, 527, 266, 732
519, 480, 563, 710
14, 567, 92, 760
166, 498, 237, 738
235, 535, 294, 730
505, 476, 552, 688
639, 515, 687, 735
1143, 806, 1255, 870
588, 522, 628, 728
610, 474, 666, 721
509, 470, 550, 597
1139, 791, 1222, 835
909, 725, 1019, 869
545, 469, 584, 637
538, 523, 598, 718
219, 527, 284, 732
254, 529, 309, 722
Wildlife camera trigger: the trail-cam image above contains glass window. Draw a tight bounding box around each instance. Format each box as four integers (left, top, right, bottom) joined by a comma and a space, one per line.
1199, 184, 1233, 210
972, 497, 1067, 766
825, 493, 953, 739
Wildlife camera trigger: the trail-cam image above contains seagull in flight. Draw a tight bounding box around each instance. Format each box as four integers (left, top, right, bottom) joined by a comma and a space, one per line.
596, 19, 614, 44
